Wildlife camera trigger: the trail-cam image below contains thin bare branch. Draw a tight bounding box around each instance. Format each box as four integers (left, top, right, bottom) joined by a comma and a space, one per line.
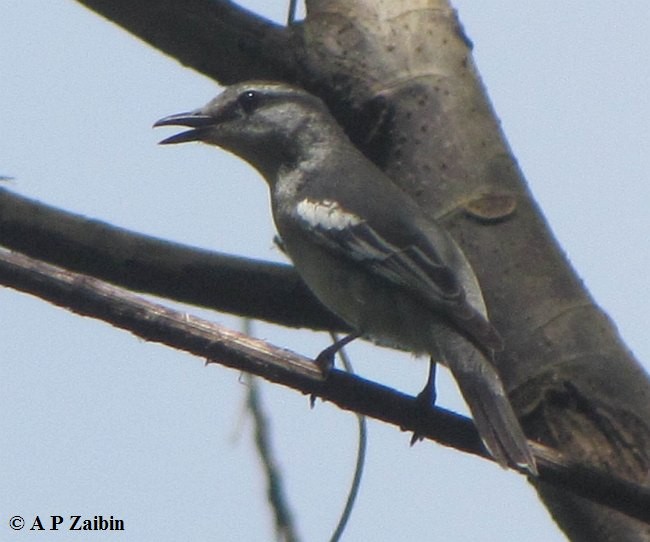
1, 248, 649, 524
242, 317, 300, 541
245, 374, 301, 542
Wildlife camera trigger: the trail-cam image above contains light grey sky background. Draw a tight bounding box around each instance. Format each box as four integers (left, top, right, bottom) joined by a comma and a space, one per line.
1, 2, 648, 541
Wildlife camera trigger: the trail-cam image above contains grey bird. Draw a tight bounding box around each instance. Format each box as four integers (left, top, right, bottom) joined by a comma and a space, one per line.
154, 81, 537, 474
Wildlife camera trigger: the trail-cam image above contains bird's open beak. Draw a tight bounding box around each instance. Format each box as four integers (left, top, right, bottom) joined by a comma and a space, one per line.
153, 111, 215, 145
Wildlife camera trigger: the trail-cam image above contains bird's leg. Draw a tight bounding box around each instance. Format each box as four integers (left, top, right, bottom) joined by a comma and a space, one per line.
275, 234, 359, 376
315, 333, 360, 374
286, 0, 298, 25
410, 358, 438, 445
272, 235, 286, 254
418, 357, 438, 406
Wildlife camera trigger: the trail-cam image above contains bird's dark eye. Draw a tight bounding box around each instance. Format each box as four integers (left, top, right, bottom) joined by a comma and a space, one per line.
237, 90, 261, 114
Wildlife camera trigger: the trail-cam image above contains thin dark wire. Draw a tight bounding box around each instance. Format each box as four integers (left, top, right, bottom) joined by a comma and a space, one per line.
328, 332, 367, 542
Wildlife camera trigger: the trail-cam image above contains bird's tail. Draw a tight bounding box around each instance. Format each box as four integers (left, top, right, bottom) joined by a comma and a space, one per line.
442, 338, 537, 474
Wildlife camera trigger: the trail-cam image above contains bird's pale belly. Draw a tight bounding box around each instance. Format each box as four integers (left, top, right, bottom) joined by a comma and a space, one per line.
280, 228, 441, 357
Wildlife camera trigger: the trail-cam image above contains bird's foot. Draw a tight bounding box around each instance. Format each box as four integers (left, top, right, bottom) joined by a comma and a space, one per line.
310, 333, 360, 407
309, 347, 338, 408
314, 333, 361, 375
410, 359, 438, 445
315, 344, 338, 375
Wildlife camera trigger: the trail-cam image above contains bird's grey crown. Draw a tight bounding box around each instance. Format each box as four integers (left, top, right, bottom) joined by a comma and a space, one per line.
201, 83, 348, 180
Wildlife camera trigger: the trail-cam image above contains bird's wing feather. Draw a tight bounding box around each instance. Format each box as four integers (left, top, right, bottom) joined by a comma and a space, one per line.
291, 197, 503, 352
293, 198, 467, 312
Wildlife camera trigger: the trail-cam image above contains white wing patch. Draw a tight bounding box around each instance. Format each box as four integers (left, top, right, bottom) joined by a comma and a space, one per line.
296, 199, 362, 230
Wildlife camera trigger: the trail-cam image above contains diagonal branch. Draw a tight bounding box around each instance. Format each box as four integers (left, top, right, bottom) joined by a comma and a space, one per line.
0, 187, 345, 331
1, 248, 649, 524
0, 248, 481, 455
73, 0, 298, 84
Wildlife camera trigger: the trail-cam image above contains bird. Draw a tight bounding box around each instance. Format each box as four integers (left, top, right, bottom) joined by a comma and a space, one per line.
154, 81, 537, 474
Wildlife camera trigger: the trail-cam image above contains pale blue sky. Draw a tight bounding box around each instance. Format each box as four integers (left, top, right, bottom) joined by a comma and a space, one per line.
1, 2, 648, 540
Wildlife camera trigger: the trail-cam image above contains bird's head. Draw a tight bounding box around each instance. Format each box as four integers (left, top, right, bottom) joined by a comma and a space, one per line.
154, 81, 338, 179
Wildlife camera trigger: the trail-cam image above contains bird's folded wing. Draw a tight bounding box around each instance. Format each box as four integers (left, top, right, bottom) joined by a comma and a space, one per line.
292, 198, 469, 315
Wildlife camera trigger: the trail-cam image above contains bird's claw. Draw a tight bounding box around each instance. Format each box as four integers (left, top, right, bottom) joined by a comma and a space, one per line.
315, 348, 336, 375
410, 379, 437, 446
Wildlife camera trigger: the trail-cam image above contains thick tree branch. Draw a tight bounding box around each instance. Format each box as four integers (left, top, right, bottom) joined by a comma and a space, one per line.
73, 0, 297, 84
1, 248, 649, 524
0, 187, 345, 331
291, 2, 650, 537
